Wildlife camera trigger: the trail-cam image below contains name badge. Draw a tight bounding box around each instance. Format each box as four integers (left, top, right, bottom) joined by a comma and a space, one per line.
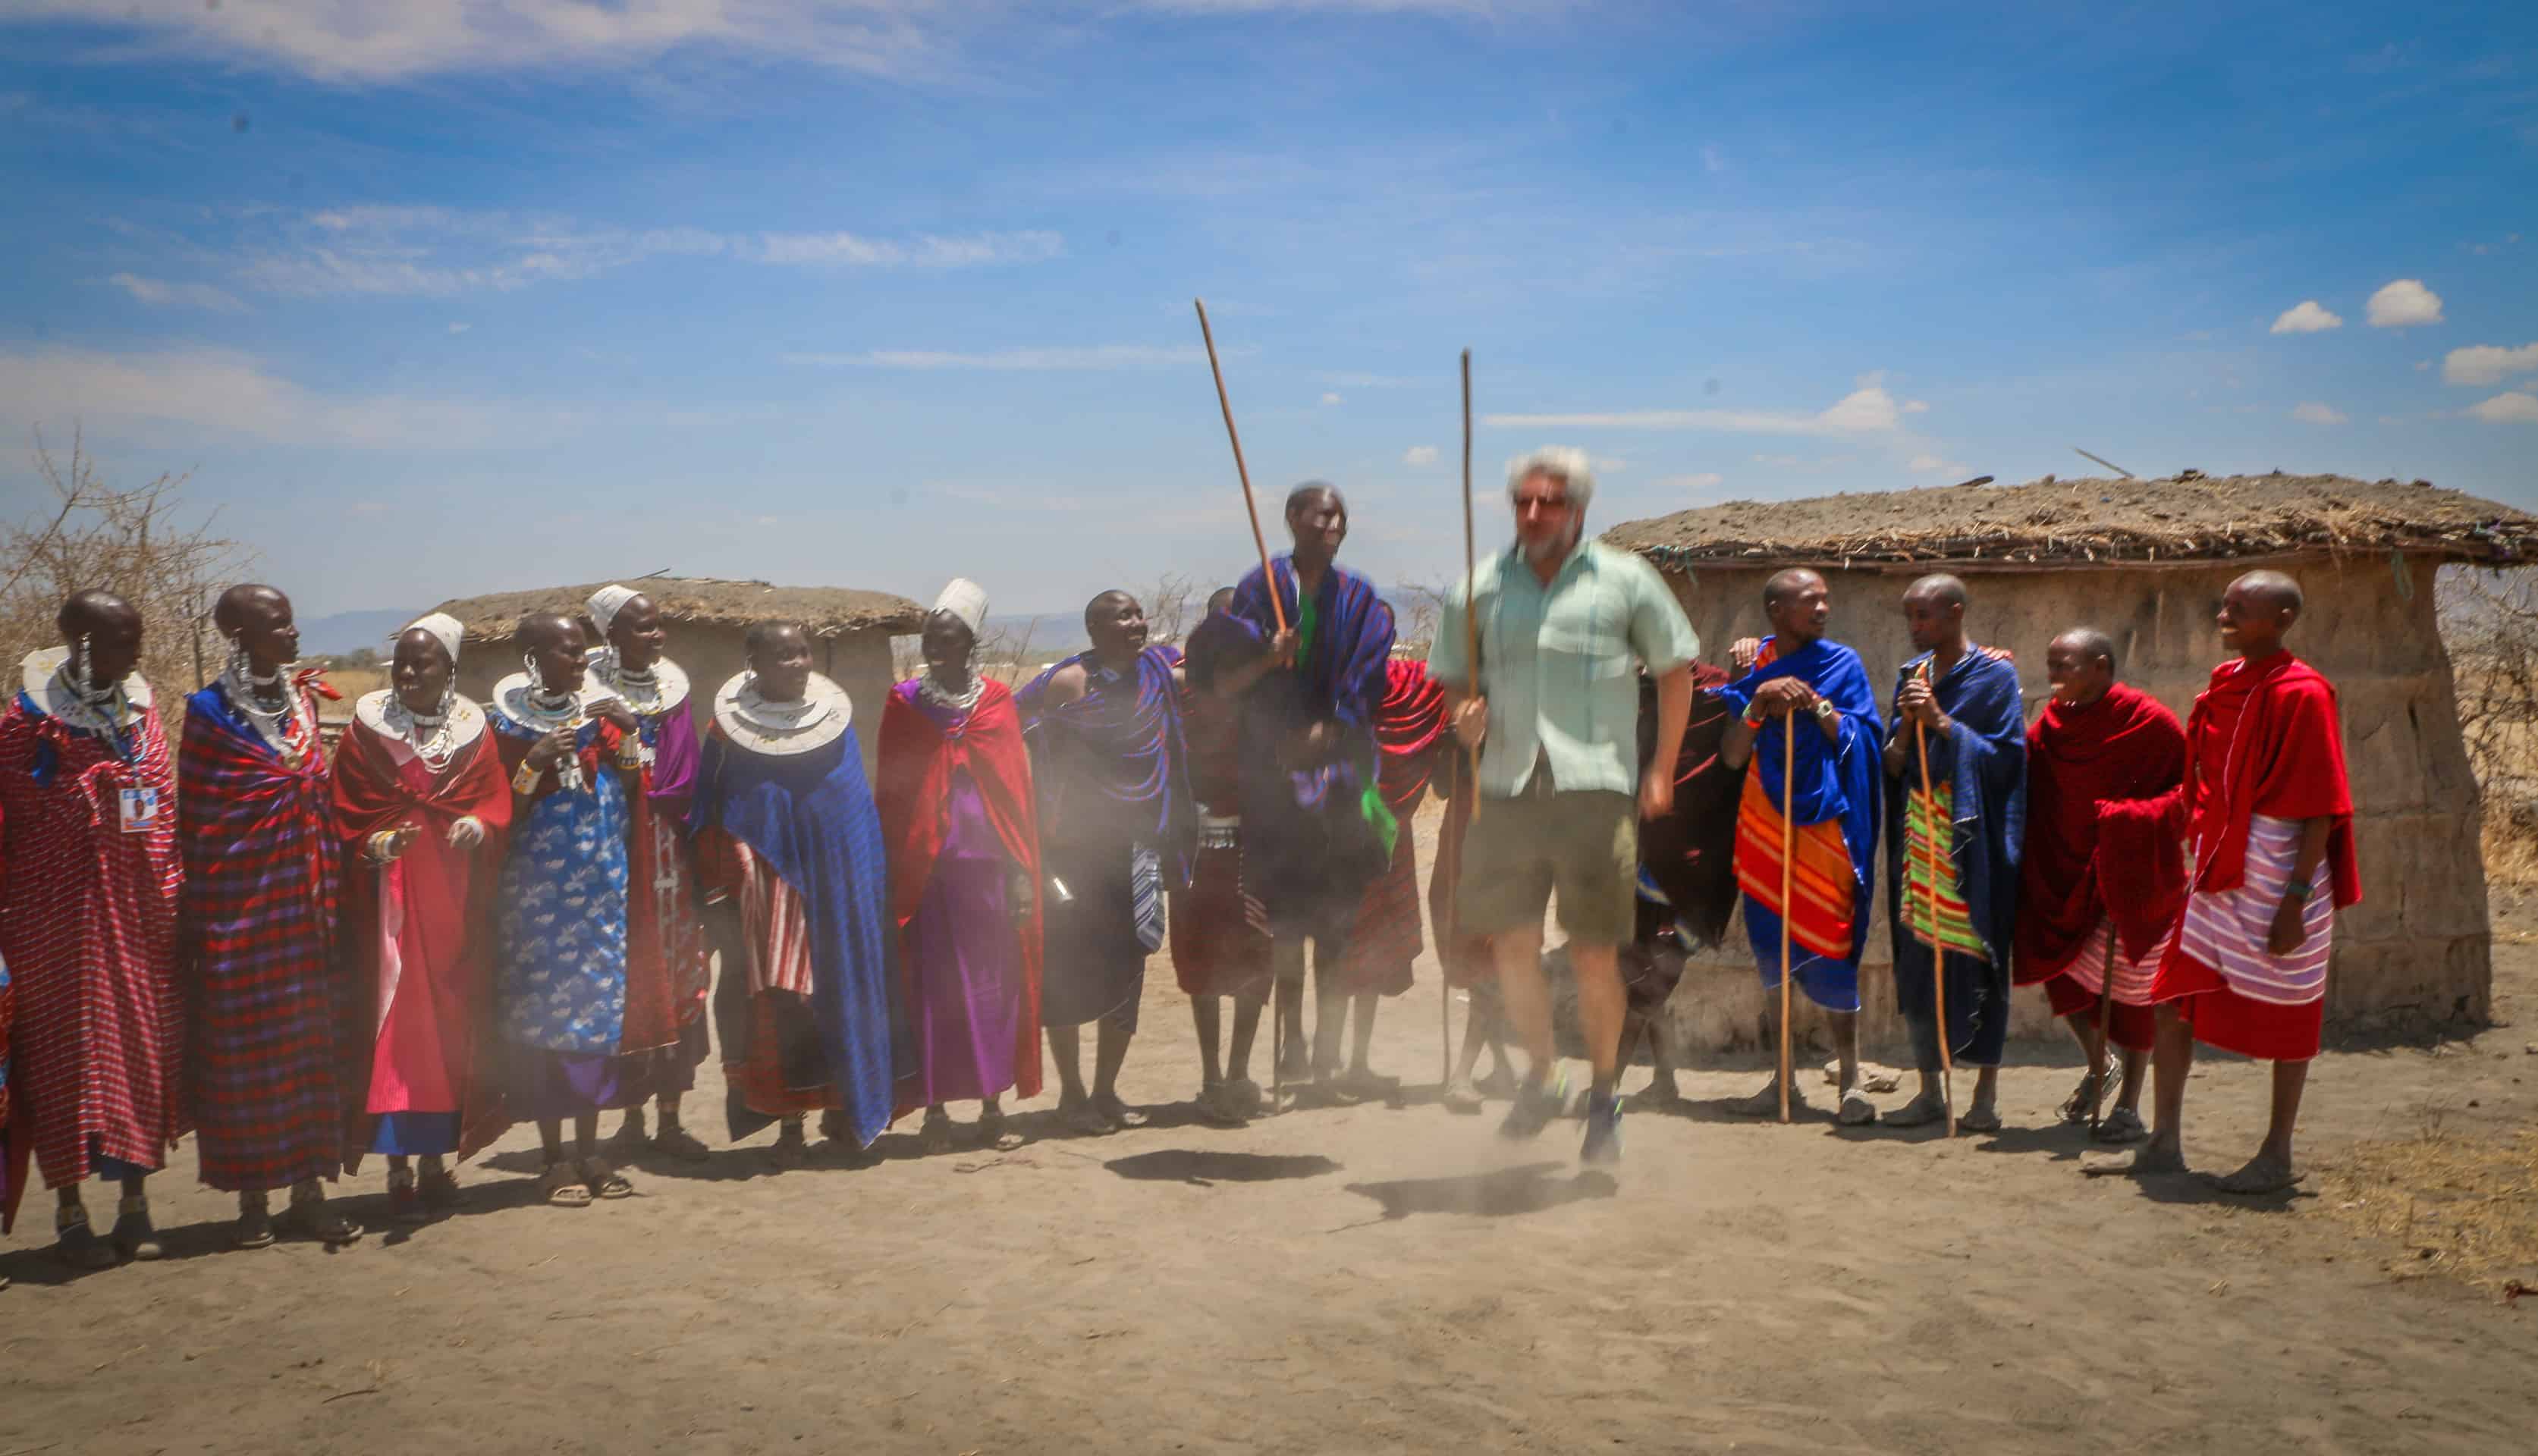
119, 786, 162, 833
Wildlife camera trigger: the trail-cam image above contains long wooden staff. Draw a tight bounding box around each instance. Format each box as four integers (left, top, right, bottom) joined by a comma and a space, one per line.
1443, 350, 1479, 1087
1778, 708, 1797, 1123
1193, 299, 1286, 634
1195, 296, 1290, 1109
1911, 661, 1958, 1138
2090, 919, 2117, 1134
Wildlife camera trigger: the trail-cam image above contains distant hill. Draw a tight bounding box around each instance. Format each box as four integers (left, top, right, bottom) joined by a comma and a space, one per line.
300, 607, 422, 657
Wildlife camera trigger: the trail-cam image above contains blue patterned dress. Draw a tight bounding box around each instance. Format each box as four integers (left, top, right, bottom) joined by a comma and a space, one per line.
492, 709, 633, 1117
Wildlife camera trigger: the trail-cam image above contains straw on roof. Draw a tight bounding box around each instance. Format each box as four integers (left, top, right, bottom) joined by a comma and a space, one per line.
432, 577, 926, 641
1604, 472, 2538, 571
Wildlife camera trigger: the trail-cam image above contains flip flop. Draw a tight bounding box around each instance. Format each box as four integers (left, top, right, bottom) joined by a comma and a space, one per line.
539, 1163, 594, 1207
579, 1158, 635, 1200
1060, 1101, 1114, 1138
920, 1112, 957, 1156
1192, 1086, 1245, 1129
975, 1112, 1027, 1151
651, 1125, 712, 1163
1092, 1094, 1149, 1130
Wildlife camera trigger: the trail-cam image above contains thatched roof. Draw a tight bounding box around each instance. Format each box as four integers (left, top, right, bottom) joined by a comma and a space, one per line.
1605, 472, 2538, 573
432, 576, 926, 642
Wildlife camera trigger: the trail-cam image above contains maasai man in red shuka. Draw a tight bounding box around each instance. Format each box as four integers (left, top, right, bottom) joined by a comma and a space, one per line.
333, 613, 513, 1226
2015, 628, 2186, 1145
1321, 641, 1448, 1101
585, 585, 713, 1165
878, 579, 1043, 1156
180, 584, 358, 1249
2088, 571, 2359, 1195
0, 591, 184, 1269
1173, 588, 1274, 1128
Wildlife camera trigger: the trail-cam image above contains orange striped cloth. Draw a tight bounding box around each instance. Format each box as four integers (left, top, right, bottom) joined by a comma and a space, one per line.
1899, 784, 1987, 959
1732, 769, 1857, 962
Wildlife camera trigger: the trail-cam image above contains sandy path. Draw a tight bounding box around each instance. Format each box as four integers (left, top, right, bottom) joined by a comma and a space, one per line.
8, 842, 2534, 1454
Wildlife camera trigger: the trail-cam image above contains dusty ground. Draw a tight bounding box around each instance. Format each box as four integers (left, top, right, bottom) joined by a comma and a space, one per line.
8, 813, 2536, 1456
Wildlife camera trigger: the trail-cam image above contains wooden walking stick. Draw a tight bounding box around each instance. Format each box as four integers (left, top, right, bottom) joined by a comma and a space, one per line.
2090, 919, 2118, 1134
1194, 297, 1292, 1109
1778, 708, 1797, 1124
1194, 298, 1286, 635
1443, 348, 1481, 1088
1910, 662, 1958, 1138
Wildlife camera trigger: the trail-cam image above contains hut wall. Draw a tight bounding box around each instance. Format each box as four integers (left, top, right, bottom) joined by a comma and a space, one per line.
454, 624, 901, 780
1644, 554, 2488, 1056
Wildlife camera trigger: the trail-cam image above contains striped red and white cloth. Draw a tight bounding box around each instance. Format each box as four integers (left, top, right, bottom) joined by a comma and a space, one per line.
2058, 918, 2164, 1006
0, 694, 185, 1189
701, 831, 813, 997
2172, 814, 2333, 1005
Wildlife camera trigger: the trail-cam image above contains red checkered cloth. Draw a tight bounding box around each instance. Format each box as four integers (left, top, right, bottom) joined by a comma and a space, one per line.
178, 680, 343, 1191
0, 695, 184, 1192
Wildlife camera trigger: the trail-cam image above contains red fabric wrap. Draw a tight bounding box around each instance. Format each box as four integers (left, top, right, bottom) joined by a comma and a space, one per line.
876, 680, 1044, 1106
2166, 654, 2360, 906
2014, 682, 2188, 982
331, 719, 516, 1165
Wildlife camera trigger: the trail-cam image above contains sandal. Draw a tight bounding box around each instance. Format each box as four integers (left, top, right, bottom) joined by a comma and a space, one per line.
770, 1125, 809, 1169
419, 1163, 464, 1211
1441, 1081, 1484, 1114
651, 1122, 711, 1163
1090, 1093, 1148, 1130
113, 1194, 165, 1262
975, 1109, 1026, 1152
2058, 1056, 2118, 1125
1060, 1100, 1114, 1138
388, 1167, 429, 1227
539, 1161, 594, 1207
55, 1203, 121, 1270
578, 1158, 635, 1200
1192, 1084, 1246, 1129
2092, 1106, 2150, 1145
920, 1109, 957, 1156
234, 1190, 278, 1250
284, 1184, 366, 1244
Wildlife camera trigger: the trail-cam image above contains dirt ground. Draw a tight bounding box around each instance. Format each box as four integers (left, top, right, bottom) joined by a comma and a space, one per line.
8, 811, 2536, 1456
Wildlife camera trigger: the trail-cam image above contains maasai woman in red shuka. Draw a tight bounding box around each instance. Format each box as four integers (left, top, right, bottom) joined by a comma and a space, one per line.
2090, 572, 2358, 1195
1174, 592, 1275, 1128
1321, 652, 1446, 1099
585, 585, 713, 1163
879, 580, 1043, 1155
180, 584, 357, 1248
0, 593, 184, 1269
2015, 630, 2186, 1143
334, 613, 514, 1225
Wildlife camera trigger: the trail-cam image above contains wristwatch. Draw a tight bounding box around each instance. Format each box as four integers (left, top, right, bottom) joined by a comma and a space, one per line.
2284, 877, 2314, 900
1813, 697, 1838, 720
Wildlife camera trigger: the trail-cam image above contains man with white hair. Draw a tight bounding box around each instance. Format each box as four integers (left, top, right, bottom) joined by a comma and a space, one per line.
1430, 447, 1701, 1164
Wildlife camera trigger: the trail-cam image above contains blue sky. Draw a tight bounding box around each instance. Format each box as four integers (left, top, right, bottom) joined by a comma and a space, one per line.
3, 1, 2533, 623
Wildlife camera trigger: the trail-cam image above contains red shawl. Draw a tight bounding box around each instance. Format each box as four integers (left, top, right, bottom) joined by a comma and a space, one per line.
2015, 682, 2188, 981
2169, 652, 2360, 906
1372, 659, 1447, 810
332, 717, 516, 1165
877, 679, 1044, 1106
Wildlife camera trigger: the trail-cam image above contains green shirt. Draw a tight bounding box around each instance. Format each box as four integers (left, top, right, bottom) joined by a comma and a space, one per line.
1427, 538, 1700, 799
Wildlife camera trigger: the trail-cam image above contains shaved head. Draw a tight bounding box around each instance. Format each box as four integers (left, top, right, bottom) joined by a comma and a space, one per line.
1764, 568, 1824, 609
2052, 627, 2119, 676
59, 588, 138, 638
1285, 482, 1341, 516
2231, 570, 2304, 617
517, 610, 578, 650
1903, 574, 1968, 611
745, 620, 808, 658
212, 582, 287, 636
1208, 587, 1236, 616
1085, 589, 1135, 637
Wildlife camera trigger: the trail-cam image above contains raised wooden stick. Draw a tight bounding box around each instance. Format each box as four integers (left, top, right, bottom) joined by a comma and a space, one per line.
2090, 919, 2118, 1134
1911, 667, 1958, 1138
1193, 298, 1285, 633
1445, 349, 1481, 1087
1778, 708, 1797, 1124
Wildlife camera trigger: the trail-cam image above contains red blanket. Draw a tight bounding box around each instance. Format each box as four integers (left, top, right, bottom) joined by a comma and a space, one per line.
2172, 654, 2361, 908
2015, 682, 2188, 980
1333, 661, 1448, 995
876, 679, 1044, 1106
332, 717, 516, 1165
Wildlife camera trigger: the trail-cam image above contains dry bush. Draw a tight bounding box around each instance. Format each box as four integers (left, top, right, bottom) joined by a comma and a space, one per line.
2311, 1123, 2538, 1298
2439, 566, 2538, 884
2, 431, 253, 725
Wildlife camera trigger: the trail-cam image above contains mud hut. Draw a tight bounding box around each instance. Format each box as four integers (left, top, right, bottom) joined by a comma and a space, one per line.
429, 577, 925, 777
1601, 472, 2538, 1056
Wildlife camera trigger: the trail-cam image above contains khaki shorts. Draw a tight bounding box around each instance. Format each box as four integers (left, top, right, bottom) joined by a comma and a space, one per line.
1454, 787, 1638, 946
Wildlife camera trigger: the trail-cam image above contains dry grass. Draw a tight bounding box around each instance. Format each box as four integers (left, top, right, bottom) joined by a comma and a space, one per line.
2311, 1124, 2538, 1300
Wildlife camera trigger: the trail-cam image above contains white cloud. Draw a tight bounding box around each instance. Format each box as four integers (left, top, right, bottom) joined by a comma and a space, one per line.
2467, 391, 2538, 424
104, 272, 244, 312
1908, 453, 1970, 476
2367, 278, 2444, 328
2417, 359, 2433, 371
2269, 300, 2343, 334
752, 230, 1063, 268
1591, 456, 1627, 472
2443, 344, 2538, 387
1654, 472, 1723, 491
1487, 384, 1905, 437
0, 344, 567, 450
2291, 402, 2347, 425
1902, 400, 1929, 414
1320, 392, 1343, 406
790, 345, 1208, 371
1403, 445, 1440, 466
447, 322, 471, 335
1700, 144, 1725, 174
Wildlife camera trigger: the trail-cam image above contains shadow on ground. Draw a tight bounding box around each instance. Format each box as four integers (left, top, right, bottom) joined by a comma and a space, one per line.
1104, 1149, 1343, 1186
1337, 1161, 1616, 1225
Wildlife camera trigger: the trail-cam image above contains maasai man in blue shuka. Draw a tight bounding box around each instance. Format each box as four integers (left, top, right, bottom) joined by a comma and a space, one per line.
1717, 568, 1886, 1126
1880, 573, 2027, 1133
1192, 482, 1398, 1101
690, 621, 900, 1160
1015, 590, 1195, 1138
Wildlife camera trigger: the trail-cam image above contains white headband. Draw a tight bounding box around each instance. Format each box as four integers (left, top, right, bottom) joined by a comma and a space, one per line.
401, 612, 465, 666
931, 577, 988, 638
586, 584, 639, 639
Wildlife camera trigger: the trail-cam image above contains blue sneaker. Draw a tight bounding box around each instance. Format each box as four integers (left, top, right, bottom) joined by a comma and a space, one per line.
1497, 1069, 1569, 1141
1580, 1094, 1624, 1166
